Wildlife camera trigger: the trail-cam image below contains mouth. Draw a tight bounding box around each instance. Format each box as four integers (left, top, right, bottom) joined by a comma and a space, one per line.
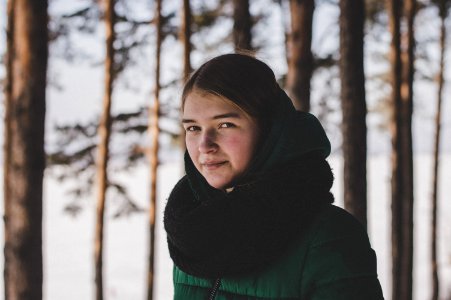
201, 161, 227, 170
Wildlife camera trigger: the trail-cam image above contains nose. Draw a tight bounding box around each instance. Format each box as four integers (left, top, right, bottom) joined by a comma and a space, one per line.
198, 130, 218, 153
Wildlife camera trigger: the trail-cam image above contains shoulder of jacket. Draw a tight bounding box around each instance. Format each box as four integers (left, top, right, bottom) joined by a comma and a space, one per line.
308, 205, 370, 249
173, 265, 212, 288
299, 205, 383, 298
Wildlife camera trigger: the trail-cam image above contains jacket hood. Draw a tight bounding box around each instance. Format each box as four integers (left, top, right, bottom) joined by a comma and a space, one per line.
184, 88, 331, 201
245, 88, 330, 175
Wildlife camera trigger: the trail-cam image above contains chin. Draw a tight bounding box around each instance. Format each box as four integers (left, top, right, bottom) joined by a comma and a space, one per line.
206, 178, 230, 190
208, 182, 227, 190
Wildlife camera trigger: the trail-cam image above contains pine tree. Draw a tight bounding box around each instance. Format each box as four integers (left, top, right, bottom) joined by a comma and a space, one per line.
431, 1, 450, 299
3, 0, 48, 298
286, 0, 314, 111
147, 0, 163, 298
387, 0, 416, 299
339, 0, 367, 227
232, 0, 253, 51
94, 0, 116, 298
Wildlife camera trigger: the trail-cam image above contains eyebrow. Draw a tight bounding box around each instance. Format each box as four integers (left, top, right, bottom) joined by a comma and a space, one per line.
182, 112, 241, 123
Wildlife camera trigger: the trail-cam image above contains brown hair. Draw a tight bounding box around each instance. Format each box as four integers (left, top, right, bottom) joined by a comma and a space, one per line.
182, 53, 280, 135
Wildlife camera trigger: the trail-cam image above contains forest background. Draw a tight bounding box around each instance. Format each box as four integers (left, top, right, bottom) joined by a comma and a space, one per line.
1, 0, 451, 299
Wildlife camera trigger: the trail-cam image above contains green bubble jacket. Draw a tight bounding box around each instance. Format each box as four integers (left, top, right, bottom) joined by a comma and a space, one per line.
172, 204, 384, 300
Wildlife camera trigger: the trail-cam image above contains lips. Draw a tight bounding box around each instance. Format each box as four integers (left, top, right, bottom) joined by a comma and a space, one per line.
201, 161, 227, 170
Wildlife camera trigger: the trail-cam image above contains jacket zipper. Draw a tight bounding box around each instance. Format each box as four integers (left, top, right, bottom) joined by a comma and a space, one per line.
208, 278, 221, 300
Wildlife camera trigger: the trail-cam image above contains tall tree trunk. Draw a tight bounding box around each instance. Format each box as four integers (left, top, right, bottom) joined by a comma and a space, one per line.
3, 7, 15, 297
3, 0, 48, 298
431, 3, 447, 299
94, 0, 116, 299
232, 0, 252, 51
147, 0, 162, 299
400, 1, 415, 300
277, 0, 290, 73
388, 0, 415, 299
286, 0, 314, 112
339, 0, 367, 228
387, 0, 404, 298
181, 0, 192, 83
179, 0, 192, 150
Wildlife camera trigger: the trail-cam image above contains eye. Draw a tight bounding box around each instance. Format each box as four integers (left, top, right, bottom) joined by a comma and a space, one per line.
219, 122, 236, 129
185, 126, 201, 132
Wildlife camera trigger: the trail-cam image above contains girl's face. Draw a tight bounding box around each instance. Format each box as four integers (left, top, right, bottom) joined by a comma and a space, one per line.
182, 90, 260, 190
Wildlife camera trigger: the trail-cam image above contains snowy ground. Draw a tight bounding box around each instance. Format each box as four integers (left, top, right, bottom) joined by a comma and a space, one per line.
0, 154, 450, 299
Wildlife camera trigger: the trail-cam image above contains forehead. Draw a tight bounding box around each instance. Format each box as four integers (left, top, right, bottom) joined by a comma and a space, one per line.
183, 91, 246, 118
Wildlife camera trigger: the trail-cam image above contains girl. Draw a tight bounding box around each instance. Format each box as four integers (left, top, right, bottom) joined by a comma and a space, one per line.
164, 53, 384, 299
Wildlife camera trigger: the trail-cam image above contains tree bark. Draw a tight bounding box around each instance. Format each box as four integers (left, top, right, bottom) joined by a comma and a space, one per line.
94, 0, 116, 299
179, 0, 192, 150
431, 2, 447, 299
339, 0, 367, 228
387, 0, 404, 297
181, 0, 192, 83
3, 10, 15, 297
400, 1, 415, 299
147, 0, 162, 299
232, 0, 252, 51
286, 0, 314, 112
3, 0, 48, 299
277, 0, 290, 73
388, 0, 415, 299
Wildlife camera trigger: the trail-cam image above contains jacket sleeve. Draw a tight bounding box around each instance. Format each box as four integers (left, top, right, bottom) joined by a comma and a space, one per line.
300, 206, 384, 300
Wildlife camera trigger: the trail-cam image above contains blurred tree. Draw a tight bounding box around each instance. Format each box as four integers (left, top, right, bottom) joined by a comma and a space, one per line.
387, 0, 416, 299
338, 0, 367, 227
431, 1, 450, 299
401, 0, 415, 298
3, 0, 48, 298
48, 0, 176, 82
386, 2, 405, 297
179, 0, 192, 149
46, 0, 179, 215
147, 0, 163, 298
3, 0, 14, 253
46, 0, 249, 202
276, 0, 290, 68
233, 0, 253, 50
94, 0, 116, 298
181, 0, 192, 83
286, 0, 314, 111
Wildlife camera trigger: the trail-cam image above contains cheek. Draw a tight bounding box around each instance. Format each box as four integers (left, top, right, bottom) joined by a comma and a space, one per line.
185, 137, 199, 159
224, 135, 243, 147
223, 134, 246, 153
225, 134, 257, 162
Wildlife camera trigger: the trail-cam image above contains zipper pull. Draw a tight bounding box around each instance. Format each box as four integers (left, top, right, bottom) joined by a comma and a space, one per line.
208, 278, 221, 300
